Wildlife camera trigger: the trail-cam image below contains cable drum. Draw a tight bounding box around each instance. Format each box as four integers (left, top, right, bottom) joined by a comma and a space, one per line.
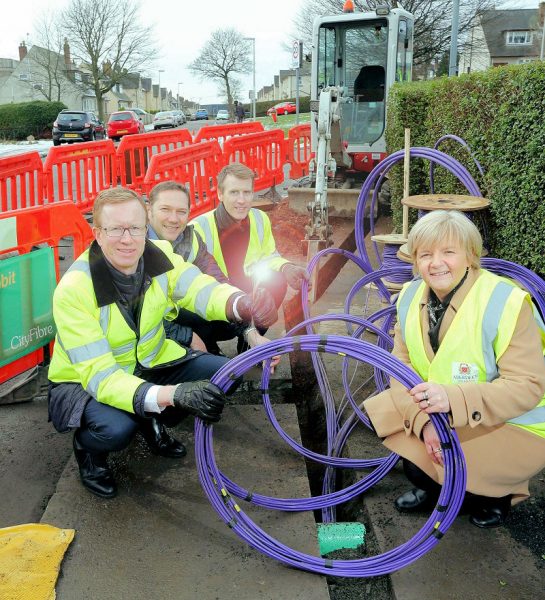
195, 335, 467, 577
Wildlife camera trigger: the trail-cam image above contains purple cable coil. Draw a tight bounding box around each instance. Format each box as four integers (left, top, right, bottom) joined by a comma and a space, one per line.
195, 335, 467, 577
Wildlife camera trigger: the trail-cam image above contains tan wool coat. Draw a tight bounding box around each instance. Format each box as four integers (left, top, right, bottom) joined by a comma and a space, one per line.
364, 267, 545, 503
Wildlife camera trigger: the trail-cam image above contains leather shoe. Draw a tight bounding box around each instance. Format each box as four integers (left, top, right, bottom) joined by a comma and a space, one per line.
73, 434, 117, 499
140, 418, 187, 459
394, 488, 434, 512
469, 505, 509, 528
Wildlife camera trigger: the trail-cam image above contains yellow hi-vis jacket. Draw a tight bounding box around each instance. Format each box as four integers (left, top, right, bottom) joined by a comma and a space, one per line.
397, 269, 545, 439
191, 208, 289, 278
48, 239, 240, 414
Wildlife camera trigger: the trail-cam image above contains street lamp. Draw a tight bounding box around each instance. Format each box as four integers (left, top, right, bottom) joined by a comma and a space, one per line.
177, 82, 183, 109
157, 69, 165, 110
243, 37, 256, 120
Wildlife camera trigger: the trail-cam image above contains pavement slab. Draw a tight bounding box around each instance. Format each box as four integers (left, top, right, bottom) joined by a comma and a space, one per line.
41, 405, 330, 600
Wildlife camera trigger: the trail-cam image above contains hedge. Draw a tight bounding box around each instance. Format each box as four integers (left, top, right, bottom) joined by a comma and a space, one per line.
0, 100, 66, 140
249, 96, 310, 117
385, 62, 545, 276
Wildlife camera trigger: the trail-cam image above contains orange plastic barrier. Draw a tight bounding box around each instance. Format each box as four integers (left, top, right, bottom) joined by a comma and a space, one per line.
0, 202, 93, 385
193, 121, 264, 146
116, 129, 193, 194
221, 129, 286, 192
286, 124, 311, 179
43, 140, 117, 212
0, 151, 45, 213
143, 140, 222, 217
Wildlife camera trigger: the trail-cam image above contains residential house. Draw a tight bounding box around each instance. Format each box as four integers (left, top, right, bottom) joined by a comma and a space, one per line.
459, 4, 544, 73
258, 62, 311, 102
0, 41, 96, 110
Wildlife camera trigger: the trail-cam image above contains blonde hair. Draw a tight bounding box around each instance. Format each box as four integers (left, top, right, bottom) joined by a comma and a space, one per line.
93, 187, 146, 227
407, 210, 482, 273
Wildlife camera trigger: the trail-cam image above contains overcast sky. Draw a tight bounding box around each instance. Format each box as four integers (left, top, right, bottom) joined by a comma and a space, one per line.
0, 0, 540, 106
0, 0, 304, 105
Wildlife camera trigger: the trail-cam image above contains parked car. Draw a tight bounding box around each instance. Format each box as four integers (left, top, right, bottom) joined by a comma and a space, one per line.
52, 110, 106, 146
153, 111, 178, 129
195, 108, 209, 120
107, 110, 145, 141
172, 110, 186, 125
215, 109, 229, 121
131, 107, 153, 125
266, 102, 297, 116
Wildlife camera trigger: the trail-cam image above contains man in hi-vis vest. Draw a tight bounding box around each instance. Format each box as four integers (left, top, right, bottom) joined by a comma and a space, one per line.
146, 180, 243, 356
48, 187, 278, 499
191, 162, 309, 352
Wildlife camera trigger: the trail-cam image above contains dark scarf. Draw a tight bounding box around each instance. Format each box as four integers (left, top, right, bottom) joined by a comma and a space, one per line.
427, 269, 468, 353
215, 203, 251, 293
105, 258, 145, 326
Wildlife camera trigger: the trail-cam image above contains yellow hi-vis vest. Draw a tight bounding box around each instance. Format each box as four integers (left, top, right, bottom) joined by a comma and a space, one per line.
48, 240, 239, 414
191, 208, 289, 278
397, 269, 545, 438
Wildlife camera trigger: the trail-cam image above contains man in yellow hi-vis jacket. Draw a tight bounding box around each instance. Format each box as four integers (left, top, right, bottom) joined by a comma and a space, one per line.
191, 162, 309, 352
48, 187, 278, 499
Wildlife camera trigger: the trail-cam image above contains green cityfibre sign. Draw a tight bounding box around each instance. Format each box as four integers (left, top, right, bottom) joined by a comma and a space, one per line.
0, 247, 57, 367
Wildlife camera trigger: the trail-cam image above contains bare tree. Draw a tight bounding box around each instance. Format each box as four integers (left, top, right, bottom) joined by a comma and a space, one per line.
28, 13, 78, 102
292, 0, 509, 68
63, 0, 156, 120
188, 29, 252, 111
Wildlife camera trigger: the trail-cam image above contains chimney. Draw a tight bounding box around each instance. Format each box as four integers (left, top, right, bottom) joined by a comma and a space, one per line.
18, 41, 27, 61
63, 38, 71, 66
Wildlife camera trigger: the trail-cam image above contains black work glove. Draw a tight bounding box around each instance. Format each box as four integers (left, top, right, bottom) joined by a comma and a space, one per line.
172, 381, 226, 423
236, 288, 278, 329
281, 263, 310, 290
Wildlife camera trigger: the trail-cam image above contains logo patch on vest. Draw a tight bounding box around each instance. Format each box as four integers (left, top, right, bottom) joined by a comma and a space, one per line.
452, 362, 479, 384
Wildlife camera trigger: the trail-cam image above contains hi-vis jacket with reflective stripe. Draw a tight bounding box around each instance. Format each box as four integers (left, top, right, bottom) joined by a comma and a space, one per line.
48, 239, 240, 414
397, 269, 545, 438
191, 208, 289, 277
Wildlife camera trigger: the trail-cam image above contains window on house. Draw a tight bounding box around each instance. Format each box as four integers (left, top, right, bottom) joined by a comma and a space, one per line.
19, 73, 30, 81
506, 31, 533, 45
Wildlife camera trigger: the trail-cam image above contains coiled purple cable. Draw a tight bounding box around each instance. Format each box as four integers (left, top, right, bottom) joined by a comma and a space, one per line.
430, 134, 485, 194
195, 335, 467, 577
355, 147, 483, 269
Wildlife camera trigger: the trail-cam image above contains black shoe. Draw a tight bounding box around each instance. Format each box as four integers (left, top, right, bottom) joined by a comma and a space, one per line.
73, 434, 117, 499
394, 488, 434, 512
140, 418, 187, 459
469, 505, 509, 529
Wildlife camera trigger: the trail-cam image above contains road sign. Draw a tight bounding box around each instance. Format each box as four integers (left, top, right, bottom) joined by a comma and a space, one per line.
291, 40, 303, 70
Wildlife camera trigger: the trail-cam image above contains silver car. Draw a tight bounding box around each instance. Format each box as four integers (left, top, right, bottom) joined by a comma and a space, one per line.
153, 111, 177, 129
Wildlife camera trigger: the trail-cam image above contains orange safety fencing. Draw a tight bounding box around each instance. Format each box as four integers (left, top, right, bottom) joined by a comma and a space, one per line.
0, 202, 93, 385
193, 121, 264, 146
143, 140, 223, 217
222, 129, 286, 192
116, 129, 193, 194
286, 124, 311, 179
43, 140, 117, 213
0, 151, 45, 212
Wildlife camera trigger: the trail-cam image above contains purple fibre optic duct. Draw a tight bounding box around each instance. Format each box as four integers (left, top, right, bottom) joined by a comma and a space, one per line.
355, 147, 483, 269
430, 134, 485, 194
194, 335, 466, 577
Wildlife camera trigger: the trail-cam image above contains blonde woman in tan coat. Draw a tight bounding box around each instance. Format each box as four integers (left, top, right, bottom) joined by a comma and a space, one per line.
364, 210, 545, 528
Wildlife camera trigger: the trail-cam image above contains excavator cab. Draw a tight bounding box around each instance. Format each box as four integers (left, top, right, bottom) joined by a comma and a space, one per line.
311, 7, 414, 172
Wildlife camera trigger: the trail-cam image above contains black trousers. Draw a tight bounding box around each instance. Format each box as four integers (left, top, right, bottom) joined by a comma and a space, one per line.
70, 352, 233, 454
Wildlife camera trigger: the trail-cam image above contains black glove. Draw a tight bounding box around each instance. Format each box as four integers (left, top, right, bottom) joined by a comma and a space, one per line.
172, 381, 226, 423
282, 263, 310, 291
235, 289, 278, 329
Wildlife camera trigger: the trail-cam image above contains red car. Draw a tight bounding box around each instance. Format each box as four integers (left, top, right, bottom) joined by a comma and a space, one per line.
266, 102, 297, 116
107, 110, 145, 141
